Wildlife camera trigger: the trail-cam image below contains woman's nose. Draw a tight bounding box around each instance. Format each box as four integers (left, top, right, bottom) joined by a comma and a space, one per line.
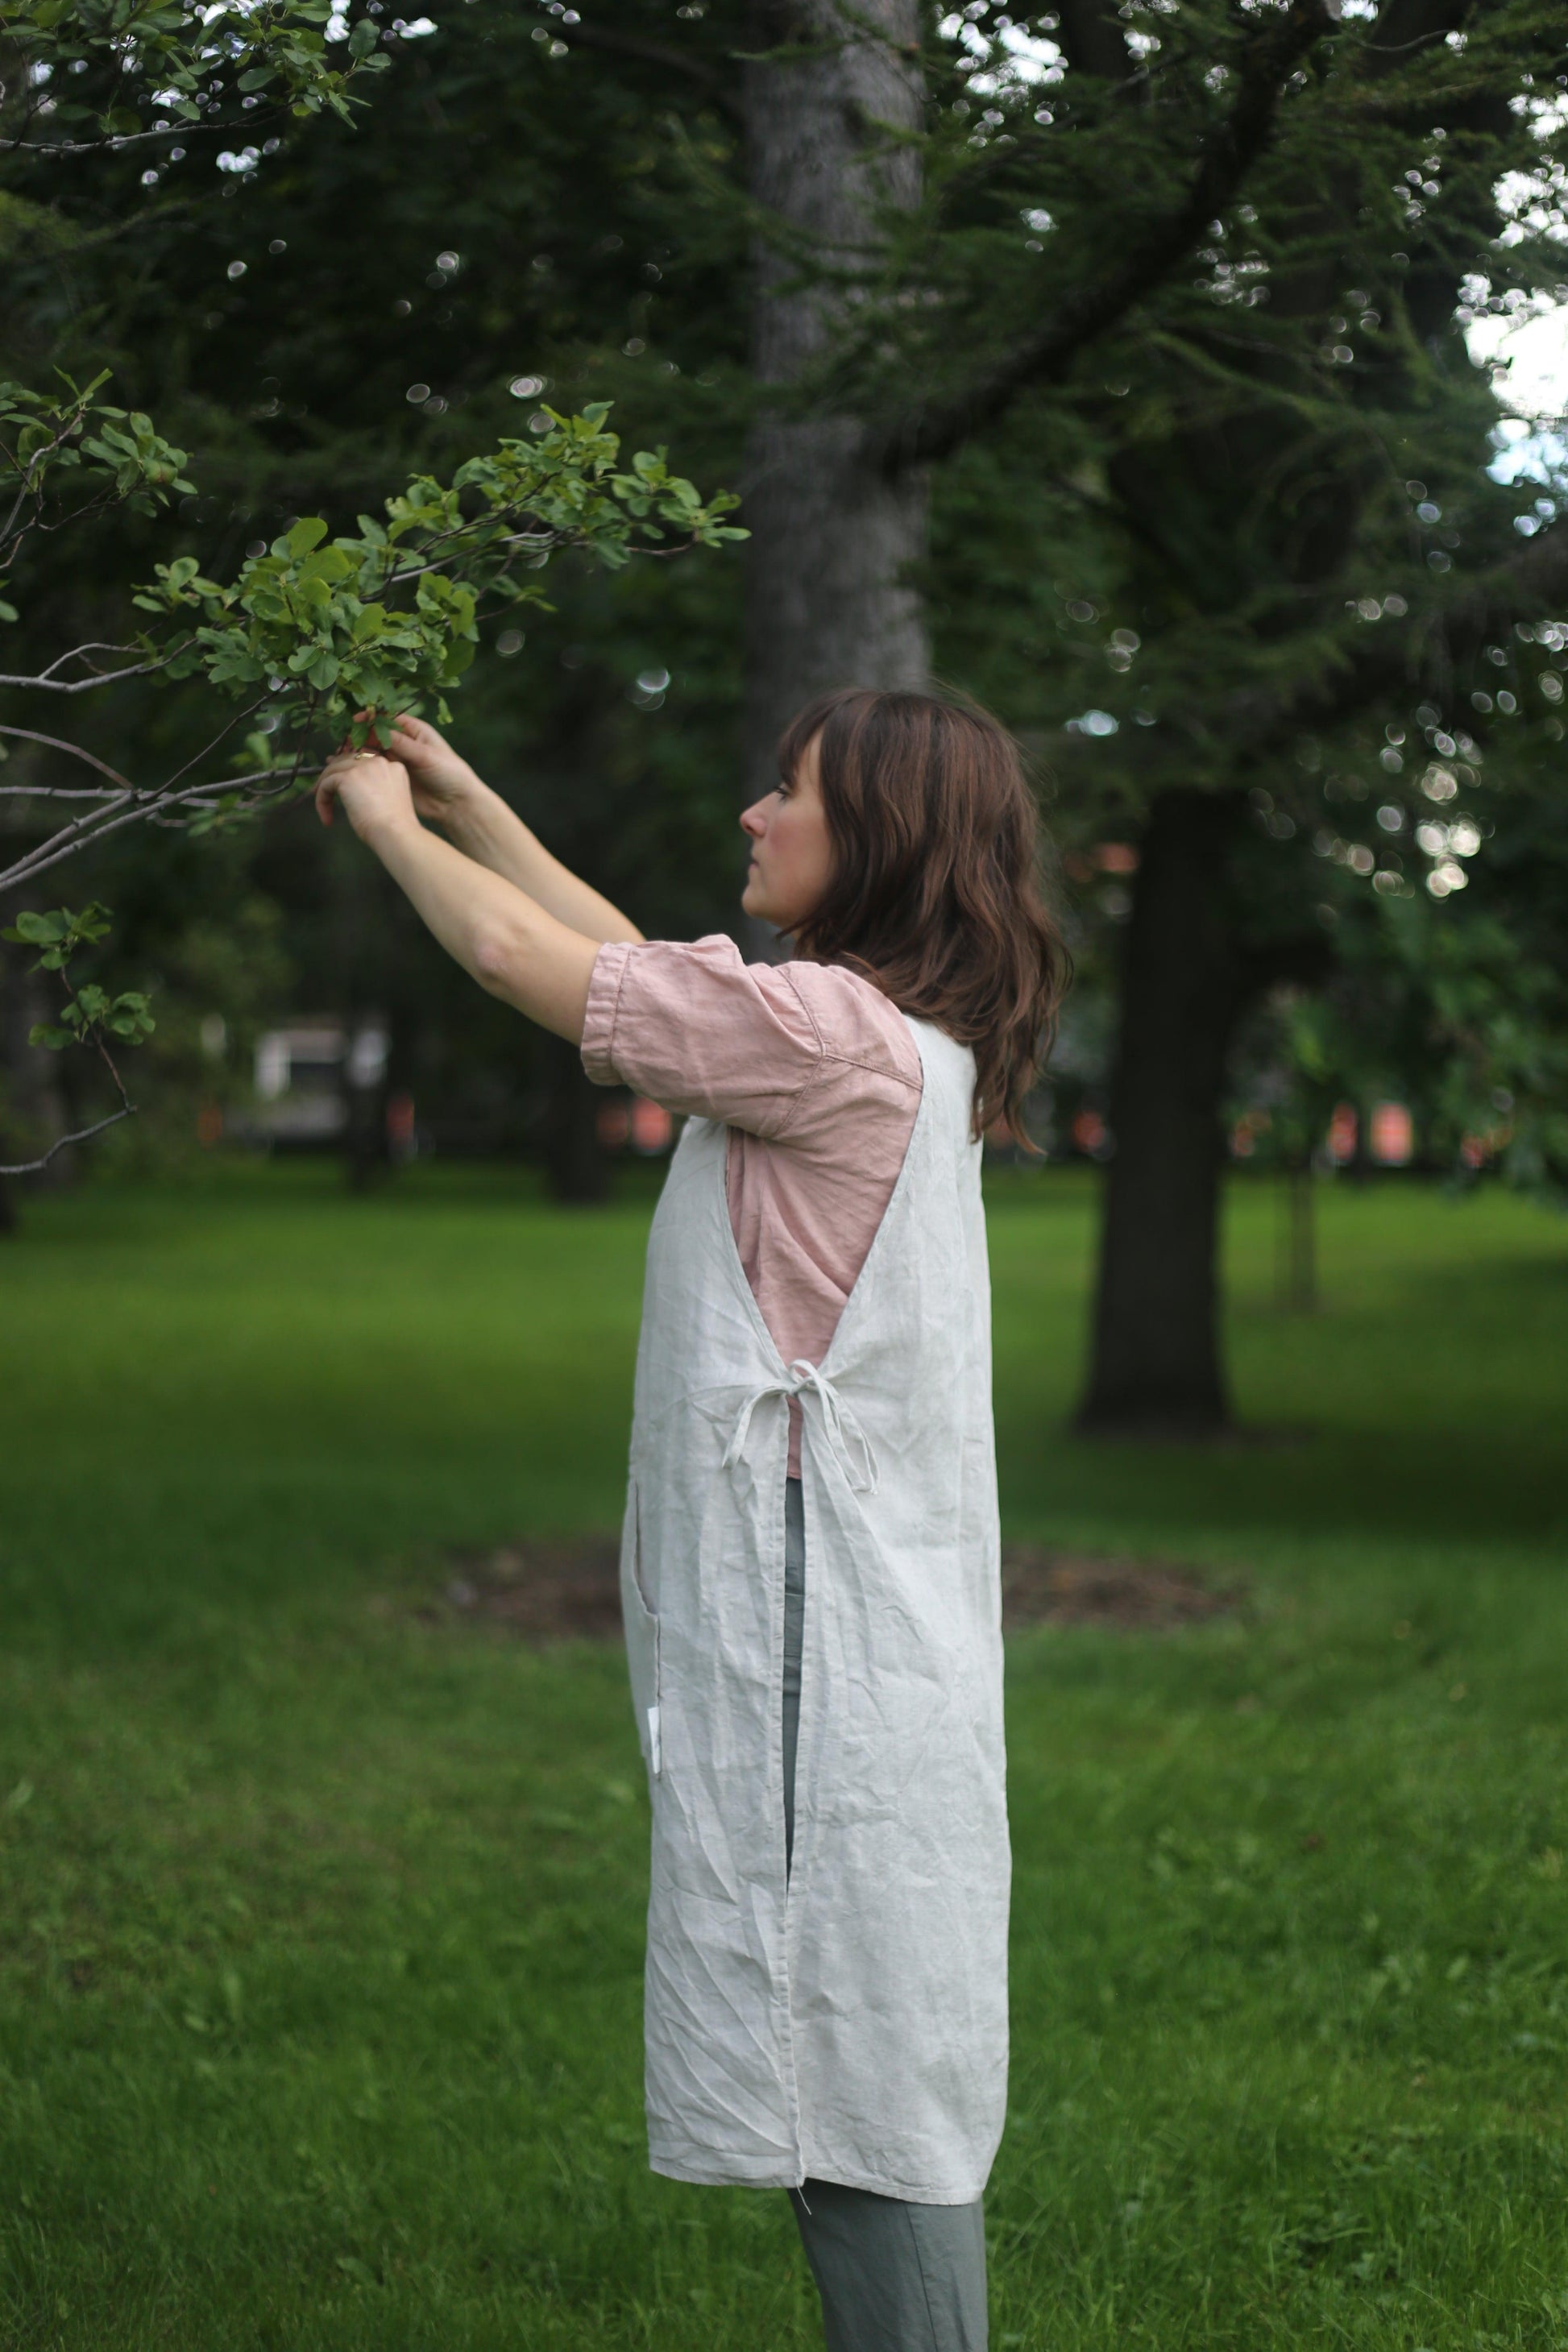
740, 801, 765, 839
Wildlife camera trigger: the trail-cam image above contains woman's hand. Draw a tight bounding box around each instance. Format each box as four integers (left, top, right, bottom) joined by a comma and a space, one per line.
376, 712, 486, 828
314, 748, 419, 844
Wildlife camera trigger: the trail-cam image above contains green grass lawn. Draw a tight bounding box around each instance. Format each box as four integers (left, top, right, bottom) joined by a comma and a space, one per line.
2, 1162, 1567, 2350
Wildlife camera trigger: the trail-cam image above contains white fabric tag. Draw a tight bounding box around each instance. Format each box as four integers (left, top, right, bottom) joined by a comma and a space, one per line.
646, 1703, 662, 1777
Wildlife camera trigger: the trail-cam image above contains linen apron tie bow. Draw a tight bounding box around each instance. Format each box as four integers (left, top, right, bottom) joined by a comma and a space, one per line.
721, 1359, 881, 1496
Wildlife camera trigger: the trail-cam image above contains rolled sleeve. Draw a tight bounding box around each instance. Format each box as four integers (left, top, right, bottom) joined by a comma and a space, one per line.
581, 941, 636, 1088
575, 935, 823, 1138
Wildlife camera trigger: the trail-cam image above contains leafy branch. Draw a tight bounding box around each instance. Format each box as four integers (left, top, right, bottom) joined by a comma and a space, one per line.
0, 902, 151, 1174
0, 371, 196, 636
0, 396, 744, 1165
133, 402, 745, 744
0, 0, 388, 156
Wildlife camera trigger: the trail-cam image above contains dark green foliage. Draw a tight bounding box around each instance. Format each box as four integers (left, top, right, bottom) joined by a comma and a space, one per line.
5, 0, 1567, 1184
910, 0, 1568, 1188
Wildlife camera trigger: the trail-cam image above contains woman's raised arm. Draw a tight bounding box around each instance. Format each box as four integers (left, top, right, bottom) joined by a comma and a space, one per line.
315, 748, 604, 1043
374, 713, 644, 948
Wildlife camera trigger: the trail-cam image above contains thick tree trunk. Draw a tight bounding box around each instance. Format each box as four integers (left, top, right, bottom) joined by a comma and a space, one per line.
741, 0, 929, 815
541, 1030, 609, 1205
1076, 790, 1248, 1437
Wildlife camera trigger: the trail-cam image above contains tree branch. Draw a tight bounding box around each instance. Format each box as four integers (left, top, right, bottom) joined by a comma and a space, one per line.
547, 20, 743, 125
870, 0, 1335, 473
1226, 519, 1568, 757
0, 727, 136, 792
0, 122, 222, 155
0, 1014, 138, 1178
0, 764, 299, 897
0, 652, 171, 692
0, 1101, 134, 1178
1045, 521, 1568, 787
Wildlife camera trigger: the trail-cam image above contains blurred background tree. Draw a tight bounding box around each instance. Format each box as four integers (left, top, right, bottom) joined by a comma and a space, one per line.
2, 0, 1564, 1445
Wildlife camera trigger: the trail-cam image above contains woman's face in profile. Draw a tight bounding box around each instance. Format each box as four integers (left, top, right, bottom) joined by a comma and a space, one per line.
739, 732, 835, 933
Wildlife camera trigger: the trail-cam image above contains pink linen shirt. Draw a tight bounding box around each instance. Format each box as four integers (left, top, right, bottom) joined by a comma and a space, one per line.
581, 935, 923, 1475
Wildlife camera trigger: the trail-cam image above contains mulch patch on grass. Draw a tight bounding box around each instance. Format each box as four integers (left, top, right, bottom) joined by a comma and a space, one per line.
1001, 1545, 1242, 1630
426, 1537, 624, 1643
423, 1537, 1241, 1643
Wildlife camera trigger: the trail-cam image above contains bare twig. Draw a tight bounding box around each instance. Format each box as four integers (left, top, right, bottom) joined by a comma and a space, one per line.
152, 696, 269, 797
0, 792, 135, 888
0, 649, 169, 693
0, 1101, 134, 1177
0, 1008, 137, 1178
0, 763, 299, 895
0, 728, 137, 791
0, 121, 226, 155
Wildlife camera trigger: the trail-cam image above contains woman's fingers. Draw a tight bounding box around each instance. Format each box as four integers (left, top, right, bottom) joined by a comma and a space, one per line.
314, 764, 342, 827
313, 752, 417, 844
389, 712, 450, 762
314, 750, 379, 826
342, 711, 454, 771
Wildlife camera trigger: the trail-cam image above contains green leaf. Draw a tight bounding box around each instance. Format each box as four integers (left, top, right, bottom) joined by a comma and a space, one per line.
286, 516, 330, 558
67, 902, 114, 946
4, 911, 68, 947
106, 993, 155, 1043
27, 1024, 73, 1052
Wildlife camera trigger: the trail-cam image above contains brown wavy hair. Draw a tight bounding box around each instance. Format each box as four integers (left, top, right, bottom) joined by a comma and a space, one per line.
778, 687, 1068, 1143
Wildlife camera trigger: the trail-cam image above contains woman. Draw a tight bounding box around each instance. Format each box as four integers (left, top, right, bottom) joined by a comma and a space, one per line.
315, 687, 1066, 2351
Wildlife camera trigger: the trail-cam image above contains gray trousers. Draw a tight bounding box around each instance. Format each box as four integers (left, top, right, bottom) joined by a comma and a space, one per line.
781, 1477, 989, 2352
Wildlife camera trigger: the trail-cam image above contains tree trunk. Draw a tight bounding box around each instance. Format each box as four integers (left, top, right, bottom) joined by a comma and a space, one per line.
343, 1083, 388, 1192
741, 0, 929, 819
1076, 790, 1248, 1437
541, 1029, 610, 1205
0, 932, 75, 1216
1276, 1160, 1317, 1313
342, 1012, 390, 1193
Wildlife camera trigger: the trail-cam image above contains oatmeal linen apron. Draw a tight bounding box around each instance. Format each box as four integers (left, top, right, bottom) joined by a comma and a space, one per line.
618, 1015, 1009, 2205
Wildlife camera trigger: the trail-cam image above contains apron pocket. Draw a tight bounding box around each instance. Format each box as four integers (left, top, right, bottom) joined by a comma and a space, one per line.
619, 1483, 662, 1779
